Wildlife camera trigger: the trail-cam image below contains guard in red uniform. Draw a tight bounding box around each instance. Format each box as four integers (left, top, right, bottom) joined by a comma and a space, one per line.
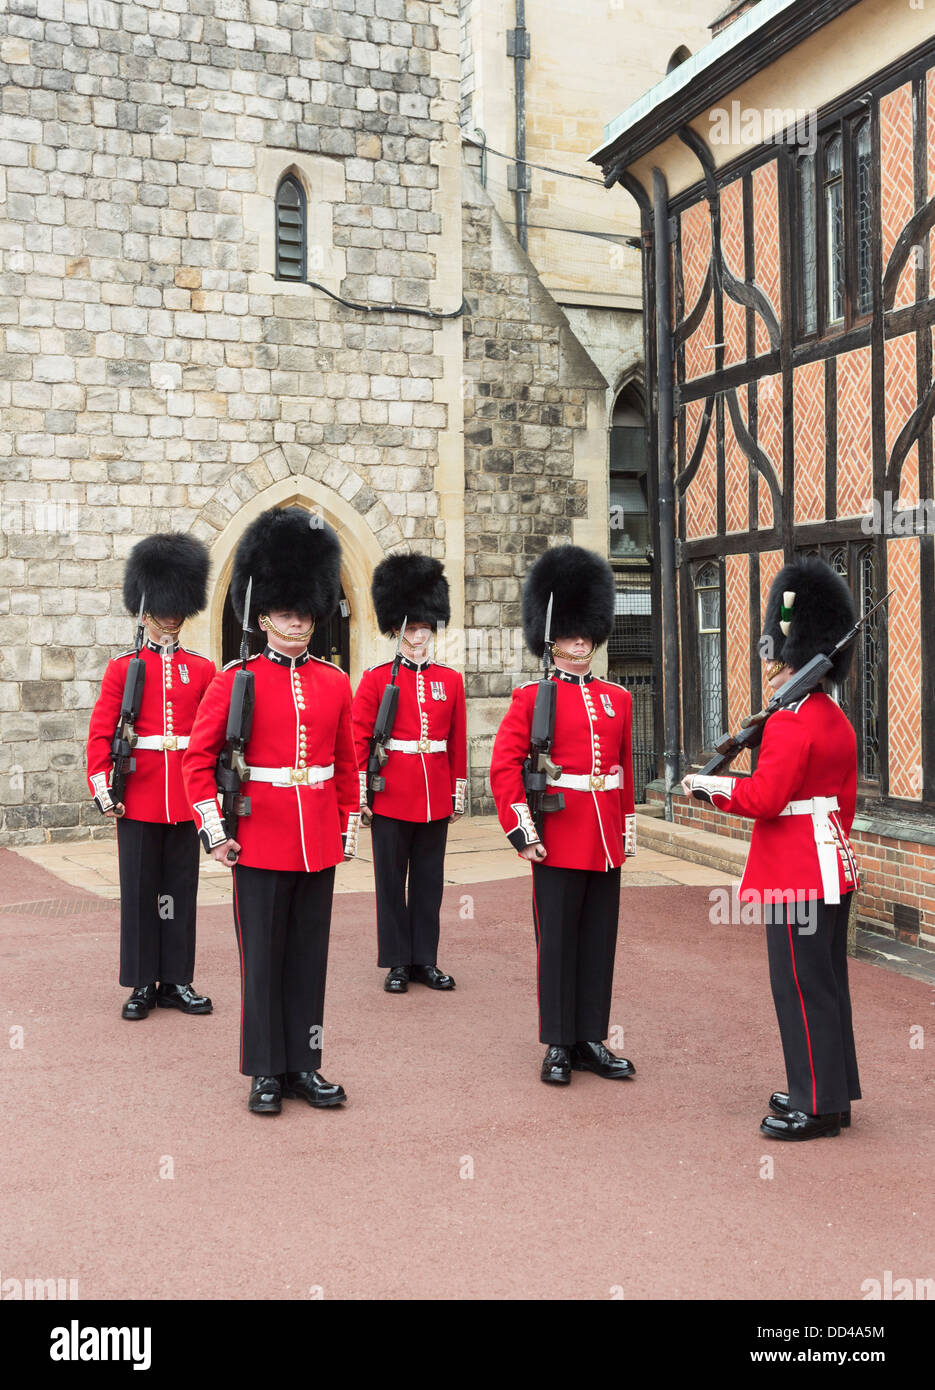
490, 545, 637, 1085
86, 533, 215, 1021
352, 554, 466, 993
182, 507, 360, 1115
683, 557, 861, 1141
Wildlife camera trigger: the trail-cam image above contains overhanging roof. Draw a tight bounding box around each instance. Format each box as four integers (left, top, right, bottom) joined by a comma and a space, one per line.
589, 0, 864, 178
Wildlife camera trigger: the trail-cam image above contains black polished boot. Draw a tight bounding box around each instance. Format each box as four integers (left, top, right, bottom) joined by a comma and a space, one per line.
122, 983, 156, 1020
248, 1076, 282, 1115
282, 1071, 347, 1107
770, 1091, 851, 1127
410, 964, 455, 990
156, 982, 213, 1014
541, 1045, 572, 1085
760, 1109, 842, 1140
571, 1040, 635, 1079
384, 966, 409, 993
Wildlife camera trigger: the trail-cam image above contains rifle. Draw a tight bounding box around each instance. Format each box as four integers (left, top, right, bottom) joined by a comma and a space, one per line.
109, 594, 146, 809
216, 576, 255, 860
366, 615, 407, 807
693, 591, 890, 786
522, 593, 565, 839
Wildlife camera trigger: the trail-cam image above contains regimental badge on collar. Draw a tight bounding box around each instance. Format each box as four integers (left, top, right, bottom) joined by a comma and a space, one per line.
430, 680, 447, 701
179, 665, 190, 684
600, 692, 615, 717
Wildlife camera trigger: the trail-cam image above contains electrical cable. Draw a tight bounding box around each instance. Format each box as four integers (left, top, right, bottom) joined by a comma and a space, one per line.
306, 280, 466, 318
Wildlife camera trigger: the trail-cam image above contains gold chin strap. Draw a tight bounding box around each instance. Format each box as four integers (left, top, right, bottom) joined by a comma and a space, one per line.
552, 643, 595, 666
765, 659, 785, 681
260, 614, 315, 642
145, 614, 183, 638
401, 632, 430, 655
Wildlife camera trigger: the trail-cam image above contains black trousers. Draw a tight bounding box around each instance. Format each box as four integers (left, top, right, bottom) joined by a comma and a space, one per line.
370, 813, 449, 968
531, 863, 621, 1046
115, 817, 199, 988
231, 863, 335, 1077
766, 893, 861, 1115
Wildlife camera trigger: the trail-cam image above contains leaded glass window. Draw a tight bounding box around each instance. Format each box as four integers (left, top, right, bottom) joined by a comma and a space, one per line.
275, 174, 306, 281
859, 546, 880, 783
696, 562, 723, 751
828, 547, 849, 715
824, 136, 844, 324
855, 119, 873, 316
798, 154, 818, 334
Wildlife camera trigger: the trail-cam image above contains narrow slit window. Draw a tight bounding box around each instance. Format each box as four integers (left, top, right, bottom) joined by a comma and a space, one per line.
696, 562, 723, 752
275, 174, 306, 282
798, 154, 818, 335
855, 119, 873, 317
824, 135, 845, 325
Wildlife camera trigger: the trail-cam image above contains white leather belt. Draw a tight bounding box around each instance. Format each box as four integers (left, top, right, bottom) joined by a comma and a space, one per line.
778, 796, 842, 904
245, 763, 334, 787
134, 735, 190, 751
554, 771, 622, 792
385, 738, 447, 754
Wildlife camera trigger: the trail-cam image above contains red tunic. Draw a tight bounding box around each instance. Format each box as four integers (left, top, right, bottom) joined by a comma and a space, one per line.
490, 670, 636, 872
351, 657, 467, 822
86, 640, 216, 823
690, 691, 860, 902
182, 646, 360, 873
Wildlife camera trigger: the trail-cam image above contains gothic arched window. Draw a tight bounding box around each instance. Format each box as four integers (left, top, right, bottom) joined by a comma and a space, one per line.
275, 174, 306, 282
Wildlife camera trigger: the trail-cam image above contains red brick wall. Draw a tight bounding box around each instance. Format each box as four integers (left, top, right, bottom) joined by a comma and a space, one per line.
680, 200, 714, 383
793, 360, 825, 523
751, 160, 780, 356
646, 786, 935, 949
720, 176, 746, 368
685, 397, 718, 538
757, 374, 781, 529
886, 537, 922, 801
835, 346, 873, 518
880, 82, 916, 309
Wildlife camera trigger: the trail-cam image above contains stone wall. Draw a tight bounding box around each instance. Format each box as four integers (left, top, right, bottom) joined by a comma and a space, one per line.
0, 0, 610, 843
0, 0, 464, 844
460, 147, 606, 812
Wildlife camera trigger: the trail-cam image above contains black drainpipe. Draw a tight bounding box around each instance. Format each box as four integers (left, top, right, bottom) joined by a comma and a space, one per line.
507, 1, 530, 250
652, 167, 681, 818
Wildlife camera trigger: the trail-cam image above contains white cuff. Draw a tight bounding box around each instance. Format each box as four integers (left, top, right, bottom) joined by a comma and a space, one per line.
194, 797, 227, 850
453, 777, 467, 815
624, 813, 636, 856
344, 812, 361, 858
90, 771, 114, 813
690, 775, 735, 806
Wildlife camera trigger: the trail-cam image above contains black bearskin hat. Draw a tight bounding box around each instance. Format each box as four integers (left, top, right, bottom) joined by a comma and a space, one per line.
762, 556, 856, 682
122, 532, 210, 619
230, 506, 342, 626
522, 544, 615, 658
371, 553, 450, 636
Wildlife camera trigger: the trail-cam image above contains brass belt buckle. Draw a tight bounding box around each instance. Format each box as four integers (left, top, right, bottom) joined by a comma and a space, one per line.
290, 767, 308, 784
163, 735, 177, 751
418, 737, 431, 753
589, 773, 605, 791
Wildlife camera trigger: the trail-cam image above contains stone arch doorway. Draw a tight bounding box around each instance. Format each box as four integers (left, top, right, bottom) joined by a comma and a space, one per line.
185, 460, 389, 686
219, 585, 351, 670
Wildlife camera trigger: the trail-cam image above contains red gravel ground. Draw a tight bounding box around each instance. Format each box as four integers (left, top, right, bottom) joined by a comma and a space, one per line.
1, 846, 934, 1301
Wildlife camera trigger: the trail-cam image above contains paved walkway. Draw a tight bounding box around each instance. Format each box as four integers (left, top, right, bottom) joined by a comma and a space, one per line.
9, 812, 737, 904
2, 823, 933, 1301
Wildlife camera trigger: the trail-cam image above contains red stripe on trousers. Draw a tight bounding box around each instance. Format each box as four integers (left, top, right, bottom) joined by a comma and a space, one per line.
232, 870, 246, 1075
786, 915, 818, 1115
531, 873, 542, 1041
